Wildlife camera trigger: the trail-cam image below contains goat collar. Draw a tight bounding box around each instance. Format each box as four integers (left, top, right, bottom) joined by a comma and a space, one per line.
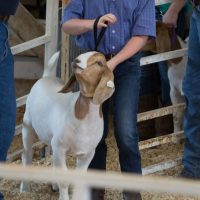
80, 90, 94, 98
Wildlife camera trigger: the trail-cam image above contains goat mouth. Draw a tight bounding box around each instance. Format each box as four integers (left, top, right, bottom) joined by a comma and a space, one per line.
73, 63, 83, 71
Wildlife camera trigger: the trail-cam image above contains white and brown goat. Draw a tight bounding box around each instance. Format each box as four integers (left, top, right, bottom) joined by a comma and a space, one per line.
20, 51, 115, 200
143, 22, 188, 143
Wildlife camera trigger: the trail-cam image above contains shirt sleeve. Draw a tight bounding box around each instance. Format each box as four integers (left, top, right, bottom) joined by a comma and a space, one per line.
62, 0, 84, 24
131, 0, 156, 38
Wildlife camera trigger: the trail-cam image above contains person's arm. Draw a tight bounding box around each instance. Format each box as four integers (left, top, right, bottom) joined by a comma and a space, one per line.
163, 0, 186, 27
62, 13, 117, 35
107, 36, 148, 71
107, 0, 155, 71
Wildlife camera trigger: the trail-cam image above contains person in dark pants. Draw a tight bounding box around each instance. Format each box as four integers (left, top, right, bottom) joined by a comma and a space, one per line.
181, 0, 200, 179
0, 1, 19, 199
157, 0, 187, 106
62, 1, 155, 199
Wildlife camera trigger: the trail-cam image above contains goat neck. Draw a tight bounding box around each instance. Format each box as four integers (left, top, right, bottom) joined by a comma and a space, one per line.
75, 92, 103, 120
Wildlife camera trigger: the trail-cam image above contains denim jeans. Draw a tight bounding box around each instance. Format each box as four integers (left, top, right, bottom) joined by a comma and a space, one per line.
182, 8, 200, 179
89, 53, 142, 174
0, 22, 16, 199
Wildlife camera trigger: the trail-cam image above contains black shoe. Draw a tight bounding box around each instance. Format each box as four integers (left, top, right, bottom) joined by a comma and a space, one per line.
91, 188, 105, 200
123, 191, 142, 200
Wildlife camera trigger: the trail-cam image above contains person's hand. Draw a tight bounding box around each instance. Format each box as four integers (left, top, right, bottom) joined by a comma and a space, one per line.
97, 13, 117, 28
162, 10, 178, 27
107, 58, 117, 72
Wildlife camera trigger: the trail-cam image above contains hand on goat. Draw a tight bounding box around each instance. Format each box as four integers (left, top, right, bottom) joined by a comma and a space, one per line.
107, 59, 117, 71
162, 0, 185, 28
163, 11, 178, 28
97, 13, 117, 28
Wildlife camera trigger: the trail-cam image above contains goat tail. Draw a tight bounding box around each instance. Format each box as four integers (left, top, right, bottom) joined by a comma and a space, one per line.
42, 51, 60, 78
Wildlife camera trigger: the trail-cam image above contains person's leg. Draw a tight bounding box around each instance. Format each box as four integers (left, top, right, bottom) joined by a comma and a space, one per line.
113, 54, 142, 199
0, 23, 16, 199
182, 10, 200, 179
113, 54, 141, 173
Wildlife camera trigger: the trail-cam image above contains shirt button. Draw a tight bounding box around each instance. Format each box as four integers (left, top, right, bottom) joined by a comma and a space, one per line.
112, 46, 116, 50
112, 30, 116, 34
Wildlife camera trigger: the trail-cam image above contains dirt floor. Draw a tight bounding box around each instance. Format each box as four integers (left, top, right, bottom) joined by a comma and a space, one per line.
1, 79, 199, 200
1, 136, 200, 200
3, 131, 199, 200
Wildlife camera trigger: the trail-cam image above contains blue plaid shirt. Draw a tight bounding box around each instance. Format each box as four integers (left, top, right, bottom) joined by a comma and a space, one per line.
63, 0, 156, 54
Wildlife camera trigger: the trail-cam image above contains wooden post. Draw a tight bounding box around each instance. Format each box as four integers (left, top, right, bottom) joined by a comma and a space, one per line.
44, 0, 59, 67
61, 0, 69, 81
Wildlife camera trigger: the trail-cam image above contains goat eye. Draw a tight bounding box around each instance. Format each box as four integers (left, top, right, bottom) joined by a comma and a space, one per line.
96, 61, 103, 67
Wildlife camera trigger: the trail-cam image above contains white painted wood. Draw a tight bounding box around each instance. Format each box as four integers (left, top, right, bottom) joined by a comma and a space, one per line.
14, 56, 43, 79
16, 95, 28, 108
137, 103, 185, 122
15, 124, 23, 136
140, 48, 188, 66
142, 158, 182, 175
44, 0, 59, 67
11, 35, 50, 55
1, 164, 200, 197
139, 131, 184, 150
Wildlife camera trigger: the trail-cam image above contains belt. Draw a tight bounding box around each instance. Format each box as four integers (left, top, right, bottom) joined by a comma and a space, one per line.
104, 53, 116, 61
0, 15, 9, 22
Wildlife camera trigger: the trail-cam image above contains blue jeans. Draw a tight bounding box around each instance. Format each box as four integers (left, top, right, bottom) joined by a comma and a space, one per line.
0, 23, 16, 199
89, 53, 142, 174
182, 8, 200, 179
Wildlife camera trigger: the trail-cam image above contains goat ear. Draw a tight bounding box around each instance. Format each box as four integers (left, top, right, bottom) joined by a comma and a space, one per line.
75, 93, 90, 119
59, 73, 76, 93
93, 68, 115, 105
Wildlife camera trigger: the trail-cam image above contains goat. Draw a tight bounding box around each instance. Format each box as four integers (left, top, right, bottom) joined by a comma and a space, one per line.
143, 22, 188, 143
20, 51, 115, 200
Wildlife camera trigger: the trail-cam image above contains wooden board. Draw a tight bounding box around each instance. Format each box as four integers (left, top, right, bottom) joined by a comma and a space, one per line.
9, 3, 45, 63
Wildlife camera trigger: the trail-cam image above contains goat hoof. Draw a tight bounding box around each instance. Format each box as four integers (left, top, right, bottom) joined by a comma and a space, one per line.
51, 184, 59, 192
